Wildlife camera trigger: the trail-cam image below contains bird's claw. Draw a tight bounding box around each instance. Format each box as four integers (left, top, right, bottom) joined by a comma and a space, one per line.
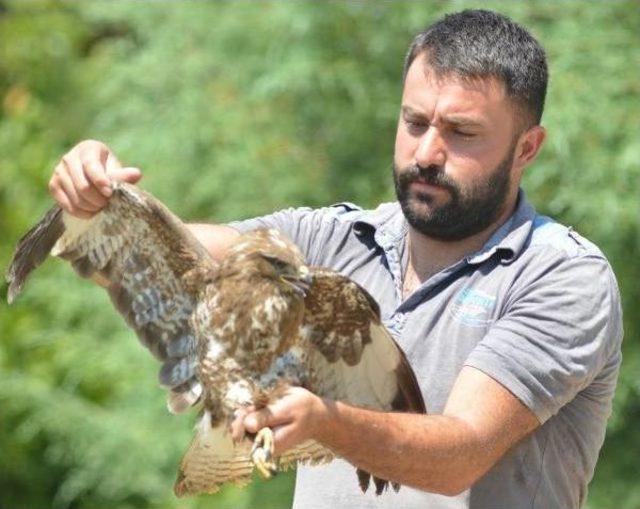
251, 427, 278, 479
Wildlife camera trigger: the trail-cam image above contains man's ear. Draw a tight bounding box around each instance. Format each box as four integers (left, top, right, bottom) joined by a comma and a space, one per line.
514, 125, 546, 171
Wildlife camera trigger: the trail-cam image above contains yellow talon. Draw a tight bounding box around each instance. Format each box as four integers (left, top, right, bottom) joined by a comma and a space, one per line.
251, 427, 278, 479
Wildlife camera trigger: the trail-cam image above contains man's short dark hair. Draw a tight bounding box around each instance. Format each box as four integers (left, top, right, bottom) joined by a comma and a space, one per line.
404, 9, 548, 128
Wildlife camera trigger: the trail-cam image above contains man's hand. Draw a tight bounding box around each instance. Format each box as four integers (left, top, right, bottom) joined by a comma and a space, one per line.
48, 139, 142, 219
48, 140, 240, 261
239, 387, 326, 455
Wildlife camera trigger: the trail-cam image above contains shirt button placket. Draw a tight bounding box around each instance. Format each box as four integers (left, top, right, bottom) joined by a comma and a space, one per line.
383, 243, 404, 307
384, 311, 407, 338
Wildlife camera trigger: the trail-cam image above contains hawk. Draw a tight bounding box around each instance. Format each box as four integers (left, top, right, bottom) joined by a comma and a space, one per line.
6, 182, 426, 496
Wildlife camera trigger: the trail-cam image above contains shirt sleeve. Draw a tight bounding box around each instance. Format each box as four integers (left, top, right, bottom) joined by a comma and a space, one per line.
226, 203, 361, 265
464, 253, 623, 424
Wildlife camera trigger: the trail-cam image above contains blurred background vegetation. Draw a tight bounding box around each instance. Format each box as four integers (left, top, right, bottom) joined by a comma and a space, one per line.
0, 1, 638, 508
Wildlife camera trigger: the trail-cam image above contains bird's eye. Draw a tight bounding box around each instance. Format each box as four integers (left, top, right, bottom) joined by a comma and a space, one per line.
261, 254, 288, 269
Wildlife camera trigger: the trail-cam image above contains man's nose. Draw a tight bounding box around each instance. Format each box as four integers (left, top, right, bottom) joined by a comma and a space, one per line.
415, 127, 446, 168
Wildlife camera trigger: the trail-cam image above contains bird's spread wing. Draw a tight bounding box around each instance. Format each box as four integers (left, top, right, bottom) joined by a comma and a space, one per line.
298, 267, 426, 494
6, 182, 216, 413
301, 267, 426, 415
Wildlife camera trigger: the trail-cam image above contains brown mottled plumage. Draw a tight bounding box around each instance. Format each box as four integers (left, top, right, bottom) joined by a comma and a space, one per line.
6, 182, 426, 498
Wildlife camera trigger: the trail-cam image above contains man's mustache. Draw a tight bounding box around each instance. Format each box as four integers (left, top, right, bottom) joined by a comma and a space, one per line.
398, 164, 457, 193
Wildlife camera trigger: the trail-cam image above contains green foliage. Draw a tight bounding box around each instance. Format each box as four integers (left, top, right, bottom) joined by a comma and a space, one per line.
0, 1, 638, 508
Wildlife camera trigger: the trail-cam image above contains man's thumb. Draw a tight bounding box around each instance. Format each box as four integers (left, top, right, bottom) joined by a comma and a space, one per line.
109, 166, 142, 184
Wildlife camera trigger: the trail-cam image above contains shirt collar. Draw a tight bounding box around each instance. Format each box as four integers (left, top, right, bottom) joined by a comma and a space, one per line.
353, 202, 405, 252
353, 189, 537, 264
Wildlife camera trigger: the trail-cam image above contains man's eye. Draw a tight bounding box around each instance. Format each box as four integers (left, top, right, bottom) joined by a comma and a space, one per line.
405, 119, 428, 132
453, 130, 476, 138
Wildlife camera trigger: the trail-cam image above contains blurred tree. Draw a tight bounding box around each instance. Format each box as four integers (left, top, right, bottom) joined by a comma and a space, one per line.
0, 1, 638, 508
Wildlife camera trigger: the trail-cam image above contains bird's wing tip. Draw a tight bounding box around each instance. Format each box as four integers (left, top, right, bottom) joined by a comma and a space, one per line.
5, 279, 18, 305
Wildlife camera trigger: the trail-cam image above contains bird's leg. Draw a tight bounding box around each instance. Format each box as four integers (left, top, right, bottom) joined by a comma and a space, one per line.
250, 427, 279, 479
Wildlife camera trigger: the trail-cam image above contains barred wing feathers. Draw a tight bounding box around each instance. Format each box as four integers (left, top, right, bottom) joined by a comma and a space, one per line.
300, 267, 426, 494
302, 268, 425, 414
6, 182, 216, 413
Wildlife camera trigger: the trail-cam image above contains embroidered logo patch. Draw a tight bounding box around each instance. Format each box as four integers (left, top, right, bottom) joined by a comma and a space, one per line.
450, 287, 496, 327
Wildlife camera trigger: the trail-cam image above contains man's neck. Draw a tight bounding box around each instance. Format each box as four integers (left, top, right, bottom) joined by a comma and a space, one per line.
407, 226, 493, 280
403, 195, 518, 298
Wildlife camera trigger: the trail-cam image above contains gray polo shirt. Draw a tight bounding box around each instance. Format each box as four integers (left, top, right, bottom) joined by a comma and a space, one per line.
229, 190, 623, 509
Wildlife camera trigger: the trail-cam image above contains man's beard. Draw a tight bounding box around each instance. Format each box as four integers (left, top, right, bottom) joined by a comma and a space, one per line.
393, 146, 515, 241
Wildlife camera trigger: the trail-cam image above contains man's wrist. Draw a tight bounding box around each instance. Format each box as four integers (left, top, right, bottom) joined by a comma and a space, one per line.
309, 396, 341, 445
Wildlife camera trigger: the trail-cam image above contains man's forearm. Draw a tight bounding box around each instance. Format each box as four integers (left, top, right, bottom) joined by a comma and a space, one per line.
187, 223, 239, 261
313, 400, 492, 496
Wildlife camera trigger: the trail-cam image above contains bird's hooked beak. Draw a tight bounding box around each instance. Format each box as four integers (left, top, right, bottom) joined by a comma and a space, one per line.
282, 265, 312, 297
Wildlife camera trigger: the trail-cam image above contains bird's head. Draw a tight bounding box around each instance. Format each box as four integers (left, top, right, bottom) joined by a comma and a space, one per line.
224, 229, 312, 297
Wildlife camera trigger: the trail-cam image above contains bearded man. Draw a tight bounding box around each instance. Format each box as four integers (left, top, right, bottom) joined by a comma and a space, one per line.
47, 9, 622, 509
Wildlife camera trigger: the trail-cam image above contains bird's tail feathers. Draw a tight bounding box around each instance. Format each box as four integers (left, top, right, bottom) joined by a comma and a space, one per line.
6, 206, 64, 304
174, 413, 334, 497
174, 413, 254, 497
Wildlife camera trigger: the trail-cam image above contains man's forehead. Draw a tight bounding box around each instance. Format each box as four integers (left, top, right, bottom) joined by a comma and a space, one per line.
402, 54, 509, 117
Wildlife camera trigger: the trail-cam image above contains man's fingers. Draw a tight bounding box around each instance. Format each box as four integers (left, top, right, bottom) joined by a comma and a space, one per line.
107, 166, 142, 184
244, 415, 298, 455
272, 423, 298, 456
49, 186, 73, 214
54, 164, 97, 214
244, 387, 316, 434
104, 150, 123, 172
82, 157, 112, 197
244, 408, 273, 433
230, 407, 253, 443
51, 185, 94, 219
63, 156, 106, 210
244, 405, 292, 434
47, 140, 138, 219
